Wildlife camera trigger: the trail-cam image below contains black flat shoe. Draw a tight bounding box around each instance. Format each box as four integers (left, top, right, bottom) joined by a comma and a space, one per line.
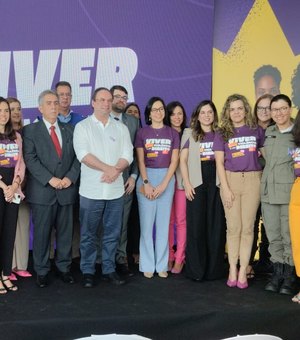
102, 272, 126, 286
36, 275, 48, 288
82, 274, 95, 288
58, 271, 75, 284
116, 263, 134, 277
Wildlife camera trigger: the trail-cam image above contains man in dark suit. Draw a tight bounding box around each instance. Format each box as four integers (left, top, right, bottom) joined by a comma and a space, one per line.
23, 90, 80, 287
110, 85, 139, 276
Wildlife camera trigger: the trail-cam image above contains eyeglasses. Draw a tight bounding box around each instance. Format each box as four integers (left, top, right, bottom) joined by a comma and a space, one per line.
151, 107, 165, 113
257, 106, 270, 113
113, 94, 128, 101
271, 106, 289, 114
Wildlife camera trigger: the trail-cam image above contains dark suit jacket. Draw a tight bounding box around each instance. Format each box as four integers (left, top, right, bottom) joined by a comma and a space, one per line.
121, 113, 139, 181
23, 120, 80, 205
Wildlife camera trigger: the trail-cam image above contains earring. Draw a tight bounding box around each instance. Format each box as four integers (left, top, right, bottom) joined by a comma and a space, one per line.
149, 116, 152, 121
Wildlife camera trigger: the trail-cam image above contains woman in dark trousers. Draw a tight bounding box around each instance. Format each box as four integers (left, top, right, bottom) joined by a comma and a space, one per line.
180, 100, 226, 281
0, 97, 25, 294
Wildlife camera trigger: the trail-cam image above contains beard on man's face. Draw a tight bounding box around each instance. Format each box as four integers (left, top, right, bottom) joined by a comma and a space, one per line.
112, 102, 126, 113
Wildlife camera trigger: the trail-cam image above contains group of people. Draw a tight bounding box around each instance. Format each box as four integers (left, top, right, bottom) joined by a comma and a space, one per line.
0, 82, 300, 305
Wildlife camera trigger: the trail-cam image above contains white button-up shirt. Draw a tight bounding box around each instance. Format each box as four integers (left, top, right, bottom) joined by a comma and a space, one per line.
73, 114, 133, 200
43, 118, 62, 147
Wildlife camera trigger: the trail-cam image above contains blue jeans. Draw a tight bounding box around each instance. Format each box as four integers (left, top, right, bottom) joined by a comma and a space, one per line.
79, 195, 124, 275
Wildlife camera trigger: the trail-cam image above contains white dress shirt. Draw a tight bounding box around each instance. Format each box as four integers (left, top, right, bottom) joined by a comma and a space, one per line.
43, 118, 63, 147
73, 114, 133, 200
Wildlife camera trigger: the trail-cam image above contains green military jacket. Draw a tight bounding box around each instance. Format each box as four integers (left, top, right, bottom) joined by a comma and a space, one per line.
261, 124, 295, 204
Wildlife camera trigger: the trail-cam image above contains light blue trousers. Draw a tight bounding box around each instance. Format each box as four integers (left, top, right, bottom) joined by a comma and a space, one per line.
137, 168, 175, 273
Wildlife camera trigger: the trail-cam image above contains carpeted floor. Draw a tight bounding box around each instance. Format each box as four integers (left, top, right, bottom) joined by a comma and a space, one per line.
1, 259, 299, 340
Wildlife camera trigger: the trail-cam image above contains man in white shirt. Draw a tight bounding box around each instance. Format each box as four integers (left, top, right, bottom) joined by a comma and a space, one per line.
73, 87, 133, 287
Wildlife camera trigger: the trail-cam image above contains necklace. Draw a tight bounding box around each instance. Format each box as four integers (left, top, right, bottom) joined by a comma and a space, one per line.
151, 125, 164, 137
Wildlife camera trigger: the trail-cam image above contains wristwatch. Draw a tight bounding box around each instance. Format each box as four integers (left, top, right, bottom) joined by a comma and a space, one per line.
143, 179, 149, 184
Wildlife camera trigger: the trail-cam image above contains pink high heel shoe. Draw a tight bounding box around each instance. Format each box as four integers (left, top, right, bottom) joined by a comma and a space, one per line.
226, 279, 237, 287
13, 269, 32, 278
168, 260, 174, 272
8, 273, 18, 281
237, 280, 248, 289
171, 262, 184, 274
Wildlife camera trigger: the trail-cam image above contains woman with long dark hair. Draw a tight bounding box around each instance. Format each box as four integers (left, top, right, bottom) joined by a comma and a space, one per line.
0, 97, 25, 294
181, 100, 226, 281
165, 101, 187, 274
6, 97, 32, 280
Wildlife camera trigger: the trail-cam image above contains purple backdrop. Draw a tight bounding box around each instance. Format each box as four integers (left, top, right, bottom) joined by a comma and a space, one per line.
0, 0, 214, 124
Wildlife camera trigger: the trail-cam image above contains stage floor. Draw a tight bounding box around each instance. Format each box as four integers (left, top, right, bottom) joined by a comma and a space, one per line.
1, 259, 299, 340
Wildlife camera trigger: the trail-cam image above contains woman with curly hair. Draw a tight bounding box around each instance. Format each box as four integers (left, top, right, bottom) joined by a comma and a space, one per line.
214, 94, 265, 289
181, 100, 226, 281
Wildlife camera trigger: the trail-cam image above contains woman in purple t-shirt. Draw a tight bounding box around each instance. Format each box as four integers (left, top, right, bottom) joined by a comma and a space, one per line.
135, 97, 179, 279
165, 101, 187, 274
214, 94, 265, 289
180, 100, 226, 281
0, 97, 25, 294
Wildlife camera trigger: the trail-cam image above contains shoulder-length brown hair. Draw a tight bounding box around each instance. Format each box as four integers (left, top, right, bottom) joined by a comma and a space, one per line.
190, 100, 219, 142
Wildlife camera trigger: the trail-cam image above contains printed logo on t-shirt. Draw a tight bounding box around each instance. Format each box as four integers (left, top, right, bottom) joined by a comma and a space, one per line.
0, 142, 19, 166
228, 136, 257, 158
145, 138, 171, 158
200, 141, 214, 161
289, 148, 300, 170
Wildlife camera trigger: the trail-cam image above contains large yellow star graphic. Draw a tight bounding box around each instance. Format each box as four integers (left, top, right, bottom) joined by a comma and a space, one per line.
212, 0, 300, 117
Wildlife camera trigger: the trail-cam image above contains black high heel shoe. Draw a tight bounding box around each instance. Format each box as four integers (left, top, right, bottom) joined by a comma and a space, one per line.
1, 275, 18, 292
0, 280, 7, 295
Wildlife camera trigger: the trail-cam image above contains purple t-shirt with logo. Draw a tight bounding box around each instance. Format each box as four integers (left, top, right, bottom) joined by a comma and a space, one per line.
213, 125, 265, 172
135, 125, 180, 168
183, 131, 215, 161
290, 147, 300, 177
0, 139, 19, 168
